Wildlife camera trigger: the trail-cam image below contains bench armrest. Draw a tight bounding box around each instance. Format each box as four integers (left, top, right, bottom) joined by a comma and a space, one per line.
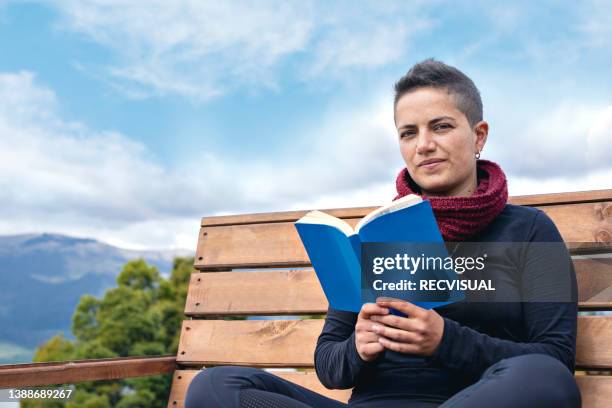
0, 355, 176, 388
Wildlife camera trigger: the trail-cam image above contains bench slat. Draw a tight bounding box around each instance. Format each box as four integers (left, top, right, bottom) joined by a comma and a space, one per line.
167, 369, 351, 408
166, 369, 612, 408
185, 269, 324, 316
0, 356, 176, 388
200, 189, 612, 227
575, 375, 612, 408
185, 257, 612, 316
195, 201, 612, 270
577, 316, 612, 369
177, 320, 322, 367
176, 317, 612, 369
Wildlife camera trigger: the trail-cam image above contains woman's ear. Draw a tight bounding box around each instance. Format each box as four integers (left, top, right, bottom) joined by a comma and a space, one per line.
473, 120, 489, 153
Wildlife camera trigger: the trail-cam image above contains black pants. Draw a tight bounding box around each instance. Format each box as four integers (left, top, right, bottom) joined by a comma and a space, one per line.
185, 353, 581, 408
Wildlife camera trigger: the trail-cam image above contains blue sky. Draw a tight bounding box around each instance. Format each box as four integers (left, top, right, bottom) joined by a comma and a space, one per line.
0, 1, 610, 250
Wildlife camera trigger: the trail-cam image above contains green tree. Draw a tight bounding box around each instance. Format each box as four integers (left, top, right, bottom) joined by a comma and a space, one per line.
23, 257, 193, 408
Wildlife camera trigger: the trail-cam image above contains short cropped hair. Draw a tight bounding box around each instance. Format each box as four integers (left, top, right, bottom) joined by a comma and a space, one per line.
394, 58, 483, 127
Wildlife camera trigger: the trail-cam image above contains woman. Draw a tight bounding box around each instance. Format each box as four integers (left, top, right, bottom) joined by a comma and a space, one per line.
184, 59, 581, 408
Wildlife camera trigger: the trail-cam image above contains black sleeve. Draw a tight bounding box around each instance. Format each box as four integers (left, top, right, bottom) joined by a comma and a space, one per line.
314, 307, 372, 389
426, 209, 578, 376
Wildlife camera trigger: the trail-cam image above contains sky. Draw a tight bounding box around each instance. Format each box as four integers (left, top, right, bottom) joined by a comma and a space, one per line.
0, 0, 610, 251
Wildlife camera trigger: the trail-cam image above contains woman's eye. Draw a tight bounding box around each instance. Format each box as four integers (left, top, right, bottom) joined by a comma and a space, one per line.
400, 131, 415, 138
435, 123, 452, 131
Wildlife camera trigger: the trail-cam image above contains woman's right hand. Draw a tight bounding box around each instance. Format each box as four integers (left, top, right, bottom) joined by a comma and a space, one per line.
355, 303, 390, 362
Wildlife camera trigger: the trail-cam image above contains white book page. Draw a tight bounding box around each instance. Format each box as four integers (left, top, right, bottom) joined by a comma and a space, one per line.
296, 210, 355, 236
354, 194, 422, 233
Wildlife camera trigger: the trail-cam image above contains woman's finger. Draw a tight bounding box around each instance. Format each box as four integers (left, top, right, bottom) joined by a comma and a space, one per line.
359, 302, 390, 319
370, 314, 425, 333
376, 298, 426, 319
356, 319, 387, 334
359, 330, 382, 343
359, 342, 385, 357
371, 324, 421, 344
378, 336, 421, 354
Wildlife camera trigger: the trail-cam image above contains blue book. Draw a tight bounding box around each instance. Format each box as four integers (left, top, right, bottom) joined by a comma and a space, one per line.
294, 195, 464, 314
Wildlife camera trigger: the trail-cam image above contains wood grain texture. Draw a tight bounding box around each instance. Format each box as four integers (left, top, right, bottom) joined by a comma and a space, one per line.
185, 258, 612, 316
577, 316, 612, 369
200, 189, 612, 227
167, 369, 351, 407
195, 202, 612, 270
0, 355, 176, 388
177, 320, 323, 367
509, 190, 612, 207
575, 375, 612, 408
577, 257, 612, 308
176, 317, 612, 369
184, 269, 326, 316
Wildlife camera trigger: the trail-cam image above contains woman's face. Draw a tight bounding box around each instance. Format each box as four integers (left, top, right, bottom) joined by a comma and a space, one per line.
394, 87, 488, 197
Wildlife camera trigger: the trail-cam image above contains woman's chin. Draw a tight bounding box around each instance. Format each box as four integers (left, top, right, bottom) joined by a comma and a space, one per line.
415, 178, 452, 195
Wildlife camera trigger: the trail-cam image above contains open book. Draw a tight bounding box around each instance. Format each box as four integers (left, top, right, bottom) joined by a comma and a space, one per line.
294, 194, 464, 314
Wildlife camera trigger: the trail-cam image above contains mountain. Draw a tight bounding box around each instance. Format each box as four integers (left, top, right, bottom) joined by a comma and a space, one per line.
0, 233, 192, 364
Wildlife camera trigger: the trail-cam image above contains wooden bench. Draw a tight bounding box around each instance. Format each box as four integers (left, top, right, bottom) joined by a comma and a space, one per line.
1, 189, 611, 407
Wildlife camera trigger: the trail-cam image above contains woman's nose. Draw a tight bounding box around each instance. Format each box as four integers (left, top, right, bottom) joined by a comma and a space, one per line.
415, 130, 436, 154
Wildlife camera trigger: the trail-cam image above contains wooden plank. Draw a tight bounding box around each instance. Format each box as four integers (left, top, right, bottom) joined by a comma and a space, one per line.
184, 269, 326, 316
195, 221, 310, 268
546, 202, 612, 253
578, 257, 612, 309
202, 207, 375, 227
577, 257, 612, 289
0, 355, 176, 388
195, 202, 612, 270
201, 189, 612, 227
575, 375, 612, 408
509, 189, 612, 207
577, 316, 612, 369
167, 369, 351, 408
176, 317, 612, 369
185, 258, 612, 316
177, 320, 323, 367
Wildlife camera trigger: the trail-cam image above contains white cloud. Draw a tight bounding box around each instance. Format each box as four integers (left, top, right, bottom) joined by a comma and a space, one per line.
47, 0, 432, 99
0, 71, 205, 248
467, 65, 611, 191
508, 167, 612, 196
575, 0, 612, 49
0, 71, 404, 248
448, 1, 612, 72
587, 106, 612, 164
43, 0, 612, 102
51, 0, 316, 98
303, 3, 432, 78
482, 99, 612, 182
1, 70, 610, 249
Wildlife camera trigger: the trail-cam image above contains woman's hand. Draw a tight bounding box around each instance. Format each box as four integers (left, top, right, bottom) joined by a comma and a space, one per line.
355, 302, 390, 362
369, 298, 444, 356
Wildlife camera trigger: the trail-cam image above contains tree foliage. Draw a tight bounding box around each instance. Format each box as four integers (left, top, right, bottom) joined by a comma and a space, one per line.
23, 257, 193, 408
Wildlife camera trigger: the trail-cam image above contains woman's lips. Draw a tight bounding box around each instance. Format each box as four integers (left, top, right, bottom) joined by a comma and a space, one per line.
419, 159, 445, 169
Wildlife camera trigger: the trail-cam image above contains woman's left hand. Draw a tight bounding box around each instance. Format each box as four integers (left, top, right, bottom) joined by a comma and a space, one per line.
369, 298, 445, 356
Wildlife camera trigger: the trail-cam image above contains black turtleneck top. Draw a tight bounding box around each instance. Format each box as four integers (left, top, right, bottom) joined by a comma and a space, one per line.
314, 204, 578, 405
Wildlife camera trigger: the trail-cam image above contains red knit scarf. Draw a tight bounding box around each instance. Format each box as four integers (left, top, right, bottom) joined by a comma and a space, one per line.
394, 159, 508, 241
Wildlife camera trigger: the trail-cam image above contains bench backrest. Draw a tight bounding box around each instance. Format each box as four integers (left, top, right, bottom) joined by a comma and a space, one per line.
167, 190, 612, 408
